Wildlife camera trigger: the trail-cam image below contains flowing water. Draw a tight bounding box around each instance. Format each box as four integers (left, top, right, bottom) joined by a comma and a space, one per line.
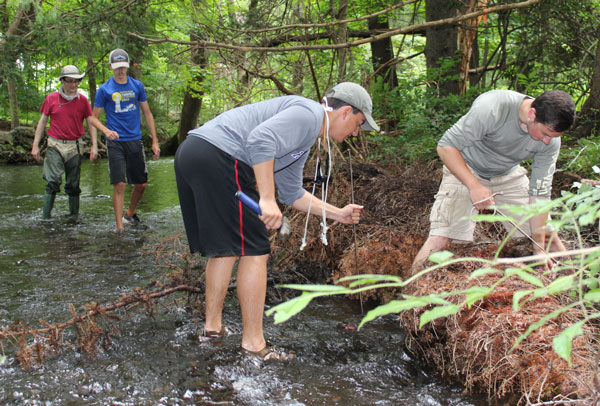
0, 158, 487, 406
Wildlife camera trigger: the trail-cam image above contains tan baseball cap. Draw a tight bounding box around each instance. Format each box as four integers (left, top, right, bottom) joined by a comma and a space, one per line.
326, 82, 379, 131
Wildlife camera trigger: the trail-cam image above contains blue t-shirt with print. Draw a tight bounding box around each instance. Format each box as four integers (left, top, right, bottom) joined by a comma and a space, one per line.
94, 76, 147, 141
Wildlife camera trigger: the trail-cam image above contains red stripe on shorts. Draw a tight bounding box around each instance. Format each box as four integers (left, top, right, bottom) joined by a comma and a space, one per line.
234, 159, 245, 256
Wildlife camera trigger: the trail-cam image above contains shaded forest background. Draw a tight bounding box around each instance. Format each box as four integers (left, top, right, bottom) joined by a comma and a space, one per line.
2, 0, 600, 176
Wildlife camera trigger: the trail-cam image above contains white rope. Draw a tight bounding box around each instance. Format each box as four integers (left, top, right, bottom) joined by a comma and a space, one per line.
300, 167, 318, 251
320, 124, 332, 245
300, 99, 332, 250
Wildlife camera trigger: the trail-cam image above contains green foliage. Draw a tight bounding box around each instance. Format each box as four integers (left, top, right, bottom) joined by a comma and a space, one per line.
366, 77, 481, 164
1, 0, 600, 166
267, 183, 600, 365
559, 135, 600, 178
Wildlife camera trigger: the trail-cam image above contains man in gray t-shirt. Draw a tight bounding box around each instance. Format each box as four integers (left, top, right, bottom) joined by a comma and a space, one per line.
412, 89, 575, 270
174, 82, 379, 360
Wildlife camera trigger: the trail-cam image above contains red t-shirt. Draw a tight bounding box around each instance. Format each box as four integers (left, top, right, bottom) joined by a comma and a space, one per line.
40, 92, 93, 140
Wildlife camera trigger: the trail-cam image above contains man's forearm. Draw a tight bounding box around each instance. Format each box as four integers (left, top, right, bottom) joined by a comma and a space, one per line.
437, 145, 480, 190
253, 160, 276, 201
292, 190, 340, 218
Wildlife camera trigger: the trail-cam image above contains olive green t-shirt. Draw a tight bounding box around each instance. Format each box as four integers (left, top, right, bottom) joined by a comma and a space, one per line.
438, 90, 560, 197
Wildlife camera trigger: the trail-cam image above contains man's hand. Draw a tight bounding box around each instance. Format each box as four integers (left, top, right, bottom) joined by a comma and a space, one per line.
105, 130, 119, 141
470, 184, 495, 210
31, 145, 41, 162
89, 145, 98, 161
258, 197, 283, 230
533, 246, 556, 271
337, 204, 363, 224
152, 142, 160, 160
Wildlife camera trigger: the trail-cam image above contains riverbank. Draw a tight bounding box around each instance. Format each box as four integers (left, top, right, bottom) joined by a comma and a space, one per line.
0, 125, 101, 164
270, 158, 599, 405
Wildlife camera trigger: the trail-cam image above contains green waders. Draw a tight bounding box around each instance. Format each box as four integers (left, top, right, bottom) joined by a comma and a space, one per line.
42, 139, 82, 219
42, 193, 56, 220
68, 195, 79, 216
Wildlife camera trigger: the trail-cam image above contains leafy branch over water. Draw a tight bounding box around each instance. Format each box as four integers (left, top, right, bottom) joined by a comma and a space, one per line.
267, 184, 600, 403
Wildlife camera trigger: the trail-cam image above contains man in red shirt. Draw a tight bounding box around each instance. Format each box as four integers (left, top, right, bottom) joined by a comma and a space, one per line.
31, 65, 98, 219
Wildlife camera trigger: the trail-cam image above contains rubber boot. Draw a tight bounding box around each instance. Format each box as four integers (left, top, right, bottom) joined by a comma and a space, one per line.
68, 195, 80, 216
42, 193, 56, 220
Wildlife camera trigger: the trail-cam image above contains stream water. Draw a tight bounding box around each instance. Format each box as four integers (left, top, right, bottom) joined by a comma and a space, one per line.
0, 158, 487, 405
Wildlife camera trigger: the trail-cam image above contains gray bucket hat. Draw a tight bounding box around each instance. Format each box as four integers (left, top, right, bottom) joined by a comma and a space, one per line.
326, 82, 379, 131
59, 65, 85, 80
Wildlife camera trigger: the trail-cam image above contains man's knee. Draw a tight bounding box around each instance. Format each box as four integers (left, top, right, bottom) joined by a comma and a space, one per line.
45, 181, 61, 194
113, 182, 126, 193
424, 235, 450, 252
411, 235, 451, 272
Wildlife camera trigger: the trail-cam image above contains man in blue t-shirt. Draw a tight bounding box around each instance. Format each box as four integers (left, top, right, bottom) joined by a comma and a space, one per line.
91, 49, 160, 231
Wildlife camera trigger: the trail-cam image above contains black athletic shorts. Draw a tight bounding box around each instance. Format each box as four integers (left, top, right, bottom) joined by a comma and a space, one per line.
107, 139, 148, 185
174, 136, 270, 257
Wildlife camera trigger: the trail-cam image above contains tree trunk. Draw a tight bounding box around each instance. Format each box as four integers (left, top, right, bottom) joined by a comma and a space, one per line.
332, 0, 349, 82
457, 0, 488, 94
7, 77, 19, 129
1, 3, 35, 129
87, 58, 97, 107
572, 24, 600, 138
176, 37, 208, 146
368, 13, 398, 90
425, 0, 461, 96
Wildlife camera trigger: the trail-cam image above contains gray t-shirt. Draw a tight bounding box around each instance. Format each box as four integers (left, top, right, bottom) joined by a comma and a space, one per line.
189, 95, 324, 205
438, 89, 560, 197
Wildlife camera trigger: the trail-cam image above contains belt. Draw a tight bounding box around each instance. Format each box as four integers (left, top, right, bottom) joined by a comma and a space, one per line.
50, 138, 79, 144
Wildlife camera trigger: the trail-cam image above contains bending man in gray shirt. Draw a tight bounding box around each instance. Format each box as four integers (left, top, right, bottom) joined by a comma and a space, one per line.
412, 89, 575, 270
175, 82, 379, 360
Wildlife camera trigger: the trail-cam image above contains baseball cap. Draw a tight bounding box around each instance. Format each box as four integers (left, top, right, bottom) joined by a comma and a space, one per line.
109, 48, 130, 69
58, 65, 85, 80
326, 82, 379, 131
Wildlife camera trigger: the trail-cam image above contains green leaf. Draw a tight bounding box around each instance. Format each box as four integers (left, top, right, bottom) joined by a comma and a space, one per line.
553, 320, 585, 365
428, 250, 454, 263
339, 274, 402, 284
513, 289, 533, 310
358, 297, 432, 329
546, 275, 575, 295
505, 268, 544, 287
265, 292, 320, 324
278, 284, 349, 293
512, 304, 576, 350
471, 214, 514, 222
419, 304, 460, 328
584, 289, 600, 302
340, 274, 403, 288
465, 286, 492, 307
469, 267, 502, 279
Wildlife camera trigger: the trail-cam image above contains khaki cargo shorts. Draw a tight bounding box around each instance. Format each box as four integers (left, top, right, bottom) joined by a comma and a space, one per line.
429, 165, 533, 242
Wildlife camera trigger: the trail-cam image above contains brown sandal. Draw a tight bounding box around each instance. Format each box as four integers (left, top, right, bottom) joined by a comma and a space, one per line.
241, 343, 295, 361
199, 326, 229, 341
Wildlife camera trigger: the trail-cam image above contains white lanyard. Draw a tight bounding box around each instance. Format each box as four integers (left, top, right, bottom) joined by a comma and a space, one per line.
300, 99, 332, 250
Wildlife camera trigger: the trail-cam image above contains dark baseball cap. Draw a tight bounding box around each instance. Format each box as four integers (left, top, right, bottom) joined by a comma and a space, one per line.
109, 49, 130, 69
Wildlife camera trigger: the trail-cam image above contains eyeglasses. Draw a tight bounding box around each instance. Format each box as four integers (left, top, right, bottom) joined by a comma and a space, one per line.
62, 78, 81, 84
